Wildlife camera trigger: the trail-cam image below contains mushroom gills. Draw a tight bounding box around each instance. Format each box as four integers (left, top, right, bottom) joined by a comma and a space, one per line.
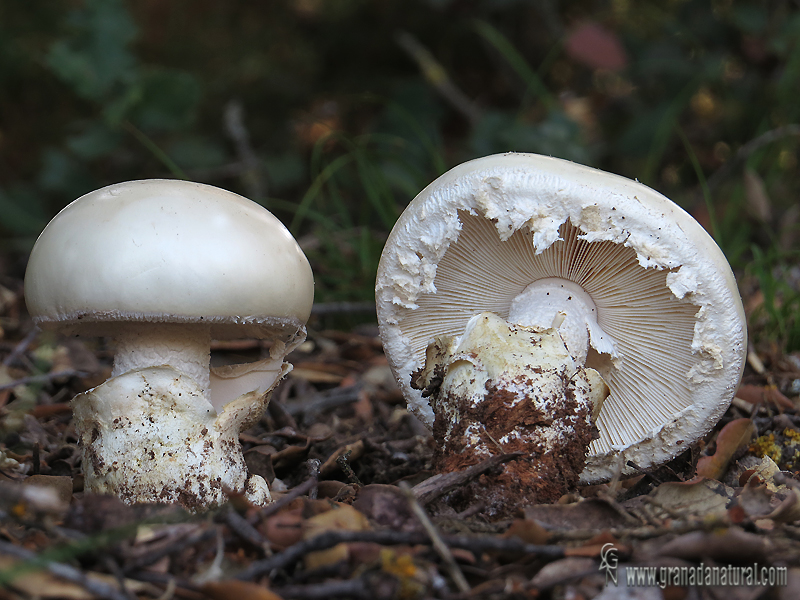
412, 311, 609, 514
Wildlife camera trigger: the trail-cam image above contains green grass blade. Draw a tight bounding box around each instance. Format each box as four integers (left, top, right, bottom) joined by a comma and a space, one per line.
473, 19, 556, 111
122, 120, 187, 180
290, 153, 354, 233
677, 126, 719, 242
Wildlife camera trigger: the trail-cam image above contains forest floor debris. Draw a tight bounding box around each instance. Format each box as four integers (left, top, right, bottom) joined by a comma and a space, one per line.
1, 282, 799, 599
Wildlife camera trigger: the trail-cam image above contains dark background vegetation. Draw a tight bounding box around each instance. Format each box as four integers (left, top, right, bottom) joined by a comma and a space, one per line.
1, 0, 799, 350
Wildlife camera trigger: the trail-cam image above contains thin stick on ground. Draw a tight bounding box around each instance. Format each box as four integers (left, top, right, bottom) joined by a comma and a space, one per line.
2, 328, 37, 367
399, 480, 471, 594
217, 507, 271, 554
257, 473, 320, 521
122, 526, 218, 574
411, 452, 522, 507
235, 529, 565, 580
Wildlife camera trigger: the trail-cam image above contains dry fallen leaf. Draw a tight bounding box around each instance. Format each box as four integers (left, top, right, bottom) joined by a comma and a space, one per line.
736, 384, 795, 411
657, 528, 769, 563
0, 556, 94, 600
740, 455, 784, 492
0, 556, 151, 600
320, 440, 365, 477
261, 507, 304, 550
647, 478, 733, 520
695, 418, 755, 480
765, 486, 800, 524
203, 580, 285, 600
736, 477, 776, 521
303, 503, 371, 570
529, 557, 598, 589
523, 499, 632, 530
503, 518, 550, 545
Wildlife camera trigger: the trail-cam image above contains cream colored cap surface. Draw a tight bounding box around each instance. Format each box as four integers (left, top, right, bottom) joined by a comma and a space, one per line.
25, 180, 314, 340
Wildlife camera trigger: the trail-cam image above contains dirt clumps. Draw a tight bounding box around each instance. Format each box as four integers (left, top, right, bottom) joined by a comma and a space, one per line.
430, 374, 599, 517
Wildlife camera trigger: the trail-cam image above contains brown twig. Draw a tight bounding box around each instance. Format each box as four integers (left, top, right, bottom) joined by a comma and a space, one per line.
2, 328, 37, 367
123, 526, 218, 573
399, 481, 470, 594
307, 459, 321, 500
625, 460, 666, 486
235, 529, 564, 580
546, 517, 731, 542
412, 452, 522, 507
217, 507, 271, 554
596, 491, 643, 527
336, 450, 363, 486
103, 555, 138, 600
256, 474, 320, 521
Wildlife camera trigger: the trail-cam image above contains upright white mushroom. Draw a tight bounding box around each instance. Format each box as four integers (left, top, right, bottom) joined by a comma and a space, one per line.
24, 180, 314, 510
376, 153, 746, 514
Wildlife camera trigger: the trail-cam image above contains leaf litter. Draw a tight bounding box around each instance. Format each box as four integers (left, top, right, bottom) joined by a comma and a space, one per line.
0, 280, 800, 599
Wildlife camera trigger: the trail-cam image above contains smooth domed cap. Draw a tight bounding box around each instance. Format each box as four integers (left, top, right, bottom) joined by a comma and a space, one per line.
25, 180, 314, 340
376, 152, 747, 483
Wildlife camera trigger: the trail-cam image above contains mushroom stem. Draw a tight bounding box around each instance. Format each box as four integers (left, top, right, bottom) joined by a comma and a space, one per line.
412, 311, 609, 516
72, 364, 278, 510
111, 323, 212, 399
508, 277, 616, 363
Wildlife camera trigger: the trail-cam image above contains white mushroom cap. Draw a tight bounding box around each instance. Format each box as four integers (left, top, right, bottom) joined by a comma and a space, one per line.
376, 152, 747, 483
24, 179, 314, 342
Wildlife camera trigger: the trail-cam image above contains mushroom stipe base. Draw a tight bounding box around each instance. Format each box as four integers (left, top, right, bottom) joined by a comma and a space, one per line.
431, 382, 598, 517
72, 365, 283, 510
412, 312, 609, 517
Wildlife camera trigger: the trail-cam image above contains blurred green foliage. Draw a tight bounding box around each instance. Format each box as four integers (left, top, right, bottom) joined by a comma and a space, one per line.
1, 0, 799, 348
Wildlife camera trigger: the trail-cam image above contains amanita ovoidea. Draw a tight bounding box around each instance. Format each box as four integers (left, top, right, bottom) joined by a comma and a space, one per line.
376, 153, 746, 515
25, 180, 313, 510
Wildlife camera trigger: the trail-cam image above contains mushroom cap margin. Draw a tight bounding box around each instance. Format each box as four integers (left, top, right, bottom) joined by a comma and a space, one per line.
375, 152, 747, 483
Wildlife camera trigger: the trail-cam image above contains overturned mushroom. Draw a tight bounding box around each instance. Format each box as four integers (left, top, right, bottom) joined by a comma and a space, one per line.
376, 153, 746, 514
24, 180, 314, 510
